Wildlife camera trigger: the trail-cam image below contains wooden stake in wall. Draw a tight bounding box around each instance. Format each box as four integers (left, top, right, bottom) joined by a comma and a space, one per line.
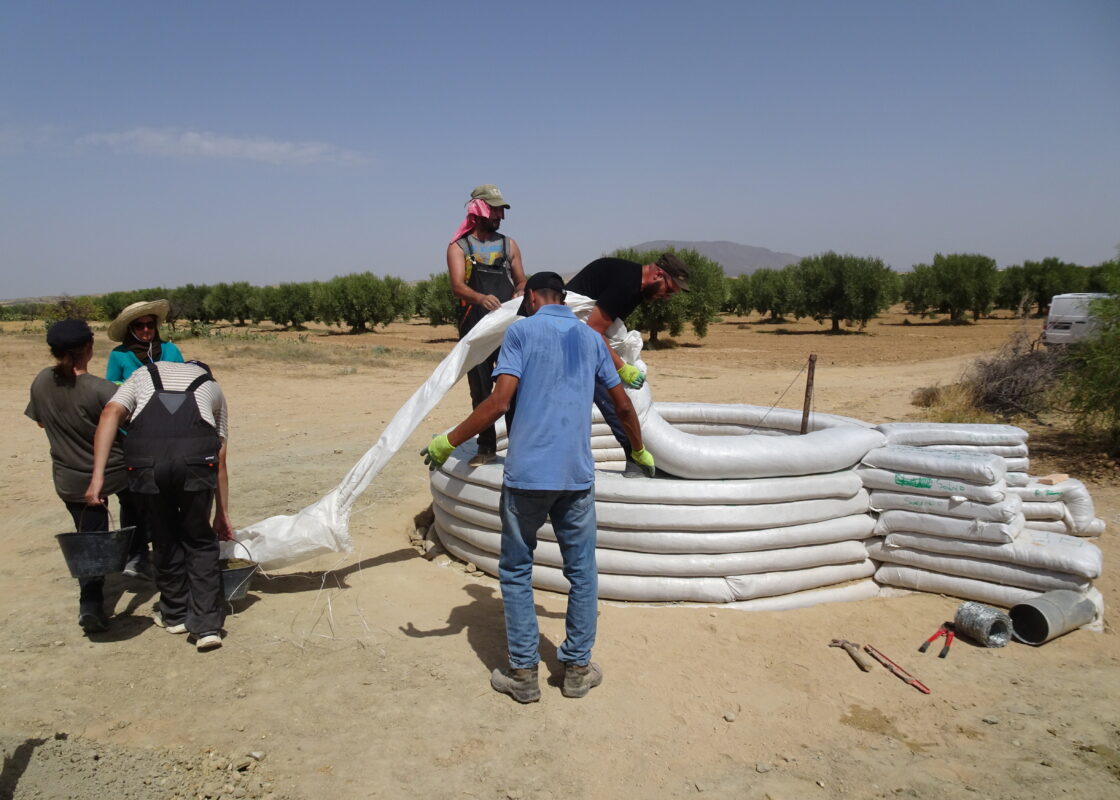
800, 353, 817, 435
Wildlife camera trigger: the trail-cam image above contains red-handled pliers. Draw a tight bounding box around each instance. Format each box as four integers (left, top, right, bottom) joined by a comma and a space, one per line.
919, 622, 955, 658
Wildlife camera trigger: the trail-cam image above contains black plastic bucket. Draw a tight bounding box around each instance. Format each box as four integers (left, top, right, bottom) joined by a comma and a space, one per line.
56, 527, 135, 578
221, 560, 257, 602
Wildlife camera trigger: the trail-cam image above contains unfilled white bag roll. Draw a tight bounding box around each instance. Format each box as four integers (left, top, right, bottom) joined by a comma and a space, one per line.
869, 490, 1022, 522
855, 466, 1006, 503
867, 540, 1090, 593
874, 422, 1028, 447
883, 529, 1102, 579
862, 445, 1007, 485
872, 509, 1022, 543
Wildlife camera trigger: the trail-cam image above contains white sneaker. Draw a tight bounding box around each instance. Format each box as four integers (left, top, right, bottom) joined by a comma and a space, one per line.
153, 614, 187, 634
196, 633, 223, 652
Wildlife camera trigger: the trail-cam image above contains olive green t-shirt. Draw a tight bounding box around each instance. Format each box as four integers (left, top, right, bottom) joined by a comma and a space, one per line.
25, 368, 127, 502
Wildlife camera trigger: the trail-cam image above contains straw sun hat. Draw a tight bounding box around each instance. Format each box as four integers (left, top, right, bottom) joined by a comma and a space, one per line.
108, 299, 171, 342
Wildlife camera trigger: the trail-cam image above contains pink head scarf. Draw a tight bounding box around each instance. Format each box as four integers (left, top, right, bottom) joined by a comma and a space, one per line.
451, 198, 497, 244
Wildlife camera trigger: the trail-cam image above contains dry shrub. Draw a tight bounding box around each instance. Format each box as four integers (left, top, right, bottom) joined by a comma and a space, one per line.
910, 385, 942, 407
962, 332, 1066, 420
911, 382, 999, 424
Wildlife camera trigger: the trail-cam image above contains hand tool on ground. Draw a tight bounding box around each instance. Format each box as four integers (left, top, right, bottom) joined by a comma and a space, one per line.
918, 622, 955, 658
828, 639, 874, 671
863, 644, 931, 694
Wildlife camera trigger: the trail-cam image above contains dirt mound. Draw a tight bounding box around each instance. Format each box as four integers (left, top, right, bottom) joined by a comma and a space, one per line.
2, 733, 295, 800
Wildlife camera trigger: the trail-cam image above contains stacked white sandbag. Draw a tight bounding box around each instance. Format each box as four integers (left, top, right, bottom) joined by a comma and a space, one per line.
874, 422, 1032, 486
860, 442, 1105, 607
433, 403, 884, 609
1007, 478, 1107, 537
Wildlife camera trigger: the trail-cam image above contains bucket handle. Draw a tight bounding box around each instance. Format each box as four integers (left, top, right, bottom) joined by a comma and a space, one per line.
76, 503, 114, 535
224, 541, 259, 607
227, 539, 256, 565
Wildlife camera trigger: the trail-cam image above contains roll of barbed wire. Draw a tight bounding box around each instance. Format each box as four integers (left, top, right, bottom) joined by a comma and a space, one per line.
953, 601, 1013, 647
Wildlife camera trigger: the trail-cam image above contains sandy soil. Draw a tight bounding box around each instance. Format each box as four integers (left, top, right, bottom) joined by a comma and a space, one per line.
2, 308, 1117, 800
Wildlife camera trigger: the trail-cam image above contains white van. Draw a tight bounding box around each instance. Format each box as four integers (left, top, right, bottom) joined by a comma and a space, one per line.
1042, 293, 1109, 345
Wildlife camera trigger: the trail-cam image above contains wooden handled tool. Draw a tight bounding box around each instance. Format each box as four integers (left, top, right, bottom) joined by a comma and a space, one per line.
863, 644, 931, 694
829, 638, 874, 672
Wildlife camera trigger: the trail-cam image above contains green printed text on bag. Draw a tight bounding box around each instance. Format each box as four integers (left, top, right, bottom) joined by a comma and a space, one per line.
894, 473, 933, 489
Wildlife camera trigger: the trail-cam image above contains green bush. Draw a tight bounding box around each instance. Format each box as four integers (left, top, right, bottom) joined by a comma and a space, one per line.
418, 272, 459, 327
1065, 287, 1120, 453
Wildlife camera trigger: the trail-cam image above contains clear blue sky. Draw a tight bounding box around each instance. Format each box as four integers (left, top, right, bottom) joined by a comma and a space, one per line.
2, 1, 1118, 298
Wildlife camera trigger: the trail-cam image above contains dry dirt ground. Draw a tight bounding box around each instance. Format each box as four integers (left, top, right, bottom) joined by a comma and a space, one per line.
2, 308, 1118, 800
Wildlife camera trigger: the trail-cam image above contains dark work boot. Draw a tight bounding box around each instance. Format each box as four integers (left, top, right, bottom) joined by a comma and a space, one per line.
78, 577, 109, 632
490, 665, 541, 704
78, 600, 109, 633
562, 662, 603, 698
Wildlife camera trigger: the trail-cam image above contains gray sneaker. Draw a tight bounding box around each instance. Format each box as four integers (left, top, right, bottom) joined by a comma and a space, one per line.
490, 665, 541, 704
562, 662, 603, 698
123, 553, 153, 581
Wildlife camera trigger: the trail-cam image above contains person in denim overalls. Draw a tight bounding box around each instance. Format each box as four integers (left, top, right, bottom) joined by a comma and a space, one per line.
446, 184, 527, 466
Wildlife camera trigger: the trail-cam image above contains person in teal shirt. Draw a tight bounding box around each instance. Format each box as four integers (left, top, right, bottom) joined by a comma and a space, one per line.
105, 299, 184, 384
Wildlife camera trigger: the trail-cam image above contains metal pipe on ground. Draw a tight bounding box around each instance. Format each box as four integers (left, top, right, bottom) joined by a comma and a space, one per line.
1010, 590, 1097, 645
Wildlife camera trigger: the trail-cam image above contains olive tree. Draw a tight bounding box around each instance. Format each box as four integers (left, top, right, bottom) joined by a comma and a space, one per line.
725, 275, 753, 316
902, 253, 998, 322
793, 252, 898, 332
750, 267, 800, 321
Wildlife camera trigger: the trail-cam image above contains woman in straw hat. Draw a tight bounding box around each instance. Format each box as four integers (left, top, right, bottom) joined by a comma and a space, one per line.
25, 319, 141, 633
105, 299, 185, 384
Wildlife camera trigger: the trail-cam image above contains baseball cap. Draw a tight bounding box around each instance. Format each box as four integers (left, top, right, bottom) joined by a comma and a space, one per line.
46, 319, 94, 350
470, 184, 510, 209
656, 253, 691, 292
524, 271, 566, 294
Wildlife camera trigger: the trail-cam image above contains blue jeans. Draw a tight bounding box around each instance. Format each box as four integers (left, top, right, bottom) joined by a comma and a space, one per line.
498, 486, 598, 669
593, 380, 632, 457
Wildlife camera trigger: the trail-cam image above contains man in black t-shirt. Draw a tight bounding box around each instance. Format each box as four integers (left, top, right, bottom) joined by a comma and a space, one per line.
565, 254, 690, 475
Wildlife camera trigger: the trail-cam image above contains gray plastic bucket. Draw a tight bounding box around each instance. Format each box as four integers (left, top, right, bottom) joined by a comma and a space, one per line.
221, 561, 257, 602
1010, 590, 1096, 645
56, 527, 135, 578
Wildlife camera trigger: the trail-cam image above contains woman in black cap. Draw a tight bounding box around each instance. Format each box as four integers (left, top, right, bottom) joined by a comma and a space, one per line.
25, 319, 141, 632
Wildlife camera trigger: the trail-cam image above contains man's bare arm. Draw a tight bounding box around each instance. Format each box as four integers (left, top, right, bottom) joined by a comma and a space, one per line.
585, 305, 624, 370
508, 238, 527, 297
446, 242, 501, 310
213, 442, 233, 541
446, 374, 520, 446
606, 383, 643, 452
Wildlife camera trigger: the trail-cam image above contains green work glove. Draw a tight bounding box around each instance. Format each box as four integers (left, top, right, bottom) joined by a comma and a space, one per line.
617, 363, 646, 389
421, 434, 454, 471
630, 448, 656, 478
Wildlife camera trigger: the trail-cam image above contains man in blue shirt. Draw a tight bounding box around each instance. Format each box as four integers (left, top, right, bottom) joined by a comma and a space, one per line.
421, 272, 653, 703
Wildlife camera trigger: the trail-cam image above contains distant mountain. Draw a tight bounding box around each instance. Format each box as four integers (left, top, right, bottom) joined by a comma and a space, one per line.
628, 240, 801, 277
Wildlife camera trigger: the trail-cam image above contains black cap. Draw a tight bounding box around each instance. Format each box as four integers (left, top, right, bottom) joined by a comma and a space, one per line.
46, 319, 93, 350
656, 253, 691, 291
524, 271, 566, 294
